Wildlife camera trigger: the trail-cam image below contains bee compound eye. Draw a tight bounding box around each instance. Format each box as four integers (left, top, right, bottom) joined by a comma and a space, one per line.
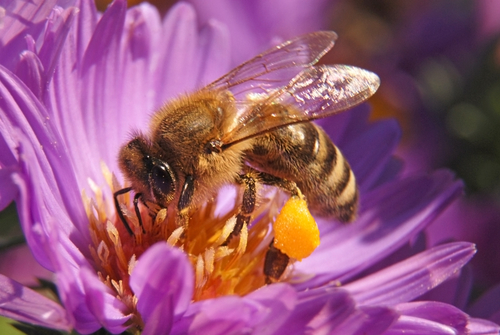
151, 163, 175, 196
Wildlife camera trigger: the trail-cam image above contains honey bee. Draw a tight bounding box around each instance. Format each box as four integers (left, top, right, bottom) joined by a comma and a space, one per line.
115, 31, 380, 282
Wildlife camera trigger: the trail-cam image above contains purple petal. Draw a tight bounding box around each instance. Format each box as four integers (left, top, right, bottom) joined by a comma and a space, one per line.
173, 296, 259, 335
37, 6, 78, 91
14, 50, 44, 99
11, 170, 58, 271
0, 0, 58, 71
0, 245, 53, 287
331, 306, 398, 335
154, 2, 199, 103
419, 264, 473, 310
0, 64, 89, 237
52, 232, 109, 334
285, 289, 356, 334
344, 242, 475, 306
468, 283, 500, 320
385, 316, 461, 335
344, 118, 401, 192
194, 19, 231, 87
80, 268, 130, 334
467, 318, 500, 335
79, 0, 127, 169
295, 170, 463, 288
0, 273, 70, 331
188, 0, 329, 65
173, 285, 296, 335
245, 284, 297, 334
0, 166, 17, 210
396, 302, 467, 332
130, 242, 194, 335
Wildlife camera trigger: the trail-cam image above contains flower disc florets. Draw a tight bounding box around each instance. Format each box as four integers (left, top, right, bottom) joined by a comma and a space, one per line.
84, 163, 296, 327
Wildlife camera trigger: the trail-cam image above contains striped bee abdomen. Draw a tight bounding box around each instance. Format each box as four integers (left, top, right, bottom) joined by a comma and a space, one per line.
246, 122, 358, 223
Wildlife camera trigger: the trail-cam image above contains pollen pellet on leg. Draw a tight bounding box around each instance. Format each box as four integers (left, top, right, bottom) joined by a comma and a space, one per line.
273, 197, 320, 261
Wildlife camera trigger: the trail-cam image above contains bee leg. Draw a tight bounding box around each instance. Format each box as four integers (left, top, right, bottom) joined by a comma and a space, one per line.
177, 175, 195, 228
222, 172, 256, 246
113, 187, 134, 236
133, 193, 146, 234
253, 172, 302, 283
256, 172, 300, 197
264, 239, 289, 284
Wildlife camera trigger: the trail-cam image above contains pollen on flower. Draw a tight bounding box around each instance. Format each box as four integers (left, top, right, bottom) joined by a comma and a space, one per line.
83, 163, 320, 329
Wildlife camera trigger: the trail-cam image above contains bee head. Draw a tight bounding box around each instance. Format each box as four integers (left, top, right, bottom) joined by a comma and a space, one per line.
118, 136, 177, 206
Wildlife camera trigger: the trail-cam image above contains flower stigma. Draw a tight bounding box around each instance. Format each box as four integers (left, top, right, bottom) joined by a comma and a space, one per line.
84, 163, 321, 327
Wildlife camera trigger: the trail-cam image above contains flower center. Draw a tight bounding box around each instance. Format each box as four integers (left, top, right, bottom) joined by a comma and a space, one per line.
84, 164, 294, 318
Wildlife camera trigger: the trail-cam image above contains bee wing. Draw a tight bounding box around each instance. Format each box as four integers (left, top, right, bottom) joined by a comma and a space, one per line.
204, 31, 338, 99
221, 64, 380, 146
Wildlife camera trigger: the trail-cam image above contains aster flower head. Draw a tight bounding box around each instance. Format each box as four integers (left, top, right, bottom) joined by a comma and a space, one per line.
0, 0, 498, 334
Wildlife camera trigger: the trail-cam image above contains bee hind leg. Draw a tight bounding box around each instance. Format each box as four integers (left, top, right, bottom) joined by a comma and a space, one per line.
223, 169, 300, 283
255, 172, 303, 283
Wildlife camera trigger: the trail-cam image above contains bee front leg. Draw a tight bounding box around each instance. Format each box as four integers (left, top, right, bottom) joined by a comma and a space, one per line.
114, 187, 147, 235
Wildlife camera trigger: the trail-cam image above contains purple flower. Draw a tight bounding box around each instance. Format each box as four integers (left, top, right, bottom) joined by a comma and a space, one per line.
0, 0, 497, 334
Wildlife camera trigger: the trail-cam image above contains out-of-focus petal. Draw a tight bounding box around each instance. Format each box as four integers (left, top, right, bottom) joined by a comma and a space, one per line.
468, 318, 500, 335
385, 316, 460, 335
396, 302, 467, 332
130, 242, 194, 335
345, 118, 401, 192
468, 283, 500, 321
0, 245, 53, 287
154, 2, 199, 102
187, 0, 330, 65
0, 273, 70, 331
344, 242, 475, 306
0, 167, 17, 210
194, 19, 230, 87
386, 301, 500, 335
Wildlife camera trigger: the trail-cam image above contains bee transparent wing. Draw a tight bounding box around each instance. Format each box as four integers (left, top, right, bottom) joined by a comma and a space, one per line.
204, 31, 338, 99
221, 64, 380, 146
